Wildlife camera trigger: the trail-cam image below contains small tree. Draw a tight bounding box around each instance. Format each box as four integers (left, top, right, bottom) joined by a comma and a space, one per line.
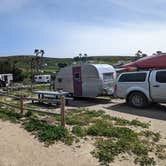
135, 50, 147, 60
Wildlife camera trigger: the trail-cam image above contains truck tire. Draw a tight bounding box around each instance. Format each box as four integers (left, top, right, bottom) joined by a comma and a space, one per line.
127, 92, 148, 108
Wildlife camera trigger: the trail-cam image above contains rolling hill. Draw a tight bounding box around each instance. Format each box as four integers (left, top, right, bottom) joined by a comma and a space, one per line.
0, 55, 134, 81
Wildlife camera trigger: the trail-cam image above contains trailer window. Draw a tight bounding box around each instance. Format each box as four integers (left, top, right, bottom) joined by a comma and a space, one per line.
58, 78, 62, 83
39, 77, 42, 79
156, 71, 166, 83
103, 73, 113, 80
74, 73, 80, 79
119, 73, 147, 82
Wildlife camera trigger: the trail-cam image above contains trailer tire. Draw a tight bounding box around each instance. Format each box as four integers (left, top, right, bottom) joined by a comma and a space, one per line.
127, 92, 148, 108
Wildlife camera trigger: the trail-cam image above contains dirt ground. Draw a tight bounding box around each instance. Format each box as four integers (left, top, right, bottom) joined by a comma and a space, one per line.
0, 98, 166, 166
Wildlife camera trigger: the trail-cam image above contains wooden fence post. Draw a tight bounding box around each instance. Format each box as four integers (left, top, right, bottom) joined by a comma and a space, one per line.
20, 96, 24, 114
60, 95, 65, 127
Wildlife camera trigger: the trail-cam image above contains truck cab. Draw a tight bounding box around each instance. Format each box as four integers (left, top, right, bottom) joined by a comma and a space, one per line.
149, 69, 166, 102
115, 69, 166, 108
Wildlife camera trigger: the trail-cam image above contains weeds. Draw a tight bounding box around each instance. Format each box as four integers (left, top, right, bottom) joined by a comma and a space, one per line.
102, 114, 150, 128
0, 106, 165, 166
155, 144, 166, 160
24, 118, 72, 145
87, 120, 137, 140
88, 120, 160, 166
93, 137, 156, 166
72, 125, 87, 138
0, 107, 73, 146
139, 130, 161, 142
134, 156, 156, 166
66, 109, 105, 126
0, 107, 23, 123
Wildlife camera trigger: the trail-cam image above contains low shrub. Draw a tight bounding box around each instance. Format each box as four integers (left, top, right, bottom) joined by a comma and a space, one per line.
93, 137, 155, 166
134, 156, 156, 166
139, 130, 161, 142
155, 144, 166, 160
66, 109, 105, 126
72, 125, 87, 137
102, 114, 150, 128
87, 120, 137, 140
0, 107, 23, 123
24, 118, 72, 145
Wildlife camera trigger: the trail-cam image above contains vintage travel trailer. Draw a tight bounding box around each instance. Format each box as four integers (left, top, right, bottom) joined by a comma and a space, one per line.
55, 64, 116, 97
0, 74, 13, 87
34, 75, 51, 83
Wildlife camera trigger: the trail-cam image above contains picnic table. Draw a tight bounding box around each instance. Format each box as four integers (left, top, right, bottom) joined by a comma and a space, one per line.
32, 90, 72, 105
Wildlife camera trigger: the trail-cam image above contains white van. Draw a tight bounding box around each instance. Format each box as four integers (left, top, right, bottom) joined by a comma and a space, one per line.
34, 75, 51, 83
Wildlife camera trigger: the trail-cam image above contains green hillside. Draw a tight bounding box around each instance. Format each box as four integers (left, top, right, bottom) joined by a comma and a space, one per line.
0, 55, 134, 82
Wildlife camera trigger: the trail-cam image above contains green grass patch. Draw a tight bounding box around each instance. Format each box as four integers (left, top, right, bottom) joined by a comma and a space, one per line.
65, 109, 105, 126
0, 106, 165, 166
72, 125, 87, 138
93, 137, 156, 166
134, 156, 156, 166
139, 130, 161, 142
88, 120, 161, 166
0, 107, 23, 123
155, 144, 166, 160
24, 118, 73, 145
87, 120, 137, 139
102, 114, 150, 128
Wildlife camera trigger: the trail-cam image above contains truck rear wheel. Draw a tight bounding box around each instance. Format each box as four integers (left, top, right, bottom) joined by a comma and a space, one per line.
128, 92, 148, 108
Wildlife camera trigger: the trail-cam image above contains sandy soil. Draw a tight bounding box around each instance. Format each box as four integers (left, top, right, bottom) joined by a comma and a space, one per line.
0, 99, 166, 166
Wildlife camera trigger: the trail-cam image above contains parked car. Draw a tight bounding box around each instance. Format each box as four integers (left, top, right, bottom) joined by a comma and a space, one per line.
114, 69, 166, 108
34, 75, 51, 83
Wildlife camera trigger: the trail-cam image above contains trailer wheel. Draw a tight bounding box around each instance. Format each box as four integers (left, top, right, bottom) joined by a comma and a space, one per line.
128, 92, 148, 108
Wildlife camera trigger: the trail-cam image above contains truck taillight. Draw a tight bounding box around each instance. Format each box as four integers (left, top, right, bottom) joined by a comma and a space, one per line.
114, 84, 117, 93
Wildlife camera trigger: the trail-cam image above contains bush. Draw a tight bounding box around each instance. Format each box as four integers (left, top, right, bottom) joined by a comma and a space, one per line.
24, 118, 72, 145
87, 120, 137, 140
102, 115, 150, 128
134, 156, 156, 166
0, 108, 23, 123
66, 110, 105, 126
139, 130, 161, 142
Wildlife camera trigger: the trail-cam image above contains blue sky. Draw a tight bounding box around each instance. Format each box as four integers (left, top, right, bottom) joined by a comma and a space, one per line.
0, 0, 166, 57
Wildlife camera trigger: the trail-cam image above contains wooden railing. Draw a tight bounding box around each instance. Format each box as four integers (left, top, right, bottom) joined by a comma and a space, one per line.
0, 92, 66, 127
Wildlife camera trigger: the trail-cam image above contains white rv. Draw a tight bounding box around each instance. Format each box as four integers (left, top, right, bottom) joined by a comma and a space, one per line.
34, 75, 51, 83
55, 64, 116, 97
0, 74, 13, 87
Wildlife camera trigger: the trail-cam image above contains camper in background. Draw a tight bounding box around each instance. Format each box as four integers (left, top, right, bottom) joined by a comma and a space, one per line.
55, 64, 116, 97
34, 75, 51, 83
0, 74, 13, 87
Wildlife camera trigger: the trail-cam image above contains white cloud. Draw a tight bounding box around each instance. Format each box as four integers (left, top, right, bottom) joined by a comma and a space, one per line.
19, 20, 166, 57
1, 0, 166, 57
53, 22, 166, 57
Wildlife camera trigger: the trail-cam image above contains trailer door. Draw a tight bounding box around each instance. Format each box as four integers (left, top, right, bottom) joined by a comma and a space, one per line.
72, 66, 82, 96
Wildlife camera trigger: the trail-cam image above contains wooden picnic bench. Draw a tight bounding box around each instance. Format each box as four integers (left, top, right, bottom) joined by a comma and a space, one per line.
32, 90, 73, 105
